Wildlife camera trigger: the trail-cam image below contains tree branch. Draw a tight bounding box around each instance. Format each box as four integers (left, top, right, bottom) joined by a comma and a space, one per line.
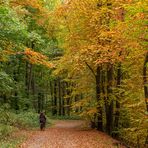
84, 61, 96, 77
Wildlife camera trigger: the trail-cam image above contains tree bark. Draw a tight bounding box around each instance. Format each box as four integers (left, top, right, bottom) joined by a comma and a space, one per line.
58, 79, 62, 116
114, 63, 121, 137
53, 80, 57, 115
143, 52, 148, 112
62, 81, 65, 116
50, 81, 54, 115
143, 52, 148, 145
105, 65, 113, 135
65, 82, 71, 116
96, 66, 103, 131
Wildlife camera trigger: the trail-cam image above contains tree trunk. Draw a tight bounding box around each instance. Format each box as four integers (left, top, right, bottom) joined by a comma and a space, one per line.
143, 52, 148, 111
65, 82, 70, 116
105, 65, 114, 135
31, 69, 36, 111
38, 92, 42, 113
114, 63, 121, 138
25, 62, 29, 97
58, 79, 62, 116
62, 82, 65, 116
53, 80, 57, 115
13, 65, 19, 111
143, 52, 148, 145
50, 81, 54, 115
96, 66, 103, 131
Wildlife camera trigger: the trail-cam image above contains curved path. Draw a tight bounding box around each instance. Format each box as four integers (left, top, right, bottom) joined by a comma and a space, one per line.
20, 120, 125, 148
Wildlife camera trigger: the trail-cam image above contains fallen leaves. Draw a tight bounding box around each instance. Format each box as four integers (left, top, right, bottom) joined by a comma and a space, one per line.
20, 120, 125, 148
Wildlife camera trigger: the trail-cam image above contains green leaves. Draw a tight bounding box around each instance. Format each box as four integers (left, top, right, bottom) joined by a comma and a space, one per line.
27, 31, 45, 48
0, 6, 27, 44
0, 71, 13, 92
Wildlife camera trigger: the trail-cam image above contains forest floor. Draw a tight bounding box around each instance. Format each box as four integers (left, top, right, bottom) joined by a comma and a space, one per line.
19, 120, 126, 148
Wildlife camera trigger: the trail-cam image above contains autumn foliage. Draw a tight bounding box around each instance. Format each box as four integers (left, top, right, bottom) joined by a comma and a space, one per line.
0, 0, 148, 147
24, 48, 54, 68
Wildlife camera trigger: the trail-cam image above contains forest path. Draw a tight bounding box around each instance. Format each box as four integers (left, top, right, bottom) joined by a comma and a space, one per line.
20, 120, 125, 148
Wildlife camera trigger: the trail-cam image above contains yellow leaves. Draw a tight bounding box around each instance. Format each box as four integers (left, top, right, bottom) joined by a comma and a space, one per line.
86, 108, 98, 115
24, 48, 54, 68
54, 3, 68, 17
11, 0, 52, 27
11, 0, 43, 11
54, 0, 129, 75
79, 108, 98, 118
0, 49, 16, 62
136, 12, 145, 19
2, 49, 16, 55
0, 56, 7, 62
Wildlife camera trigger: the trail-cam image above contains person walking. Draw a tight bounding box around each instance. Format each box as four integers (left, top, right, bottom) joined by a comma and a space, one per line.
39, 112, 46, 131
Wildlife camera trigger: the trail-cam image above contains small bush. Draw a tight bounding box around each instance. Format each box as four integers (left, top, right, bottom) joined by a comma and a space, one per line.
14, 112, 40, 128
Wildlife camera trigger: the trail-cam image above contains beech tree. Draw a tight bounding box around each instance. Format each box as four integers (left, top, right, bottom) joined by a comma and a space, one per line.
52, 0, 148, 146
0, 0, 147, 147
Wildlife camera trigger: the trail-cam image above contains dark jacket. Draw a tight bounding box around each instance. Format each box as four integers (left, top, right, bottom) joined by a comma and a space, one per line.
39, 113, 46, 123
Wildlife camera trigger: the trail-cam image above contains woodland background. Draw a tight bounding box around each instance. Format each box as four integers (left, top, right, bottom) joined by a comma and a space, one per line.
0, 0, 147, 147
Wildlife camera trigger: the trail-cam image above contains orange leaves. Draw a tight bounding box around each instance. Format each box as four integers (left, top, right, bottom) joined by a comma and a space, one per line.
24, 48, 54, 68
0, 48, 54, 68
24, 48, 48, 60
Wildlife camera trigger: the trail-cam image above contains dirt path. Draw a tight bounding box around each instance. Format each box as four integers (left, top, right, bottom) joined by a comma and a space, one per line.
20, 120, 125, 148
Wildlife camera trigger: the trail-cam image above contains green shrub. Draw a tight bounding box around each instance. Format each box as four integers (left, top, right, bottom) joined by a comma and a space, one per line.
0, 124, 16, 138
0, 109, 53, 147
14, 112, 39, 128
0, 108, 52, 129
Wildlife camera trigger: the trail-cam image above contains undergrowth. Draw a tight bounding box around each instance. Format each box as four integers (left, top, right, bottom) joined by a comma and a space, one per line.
0, 105, 52, 147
